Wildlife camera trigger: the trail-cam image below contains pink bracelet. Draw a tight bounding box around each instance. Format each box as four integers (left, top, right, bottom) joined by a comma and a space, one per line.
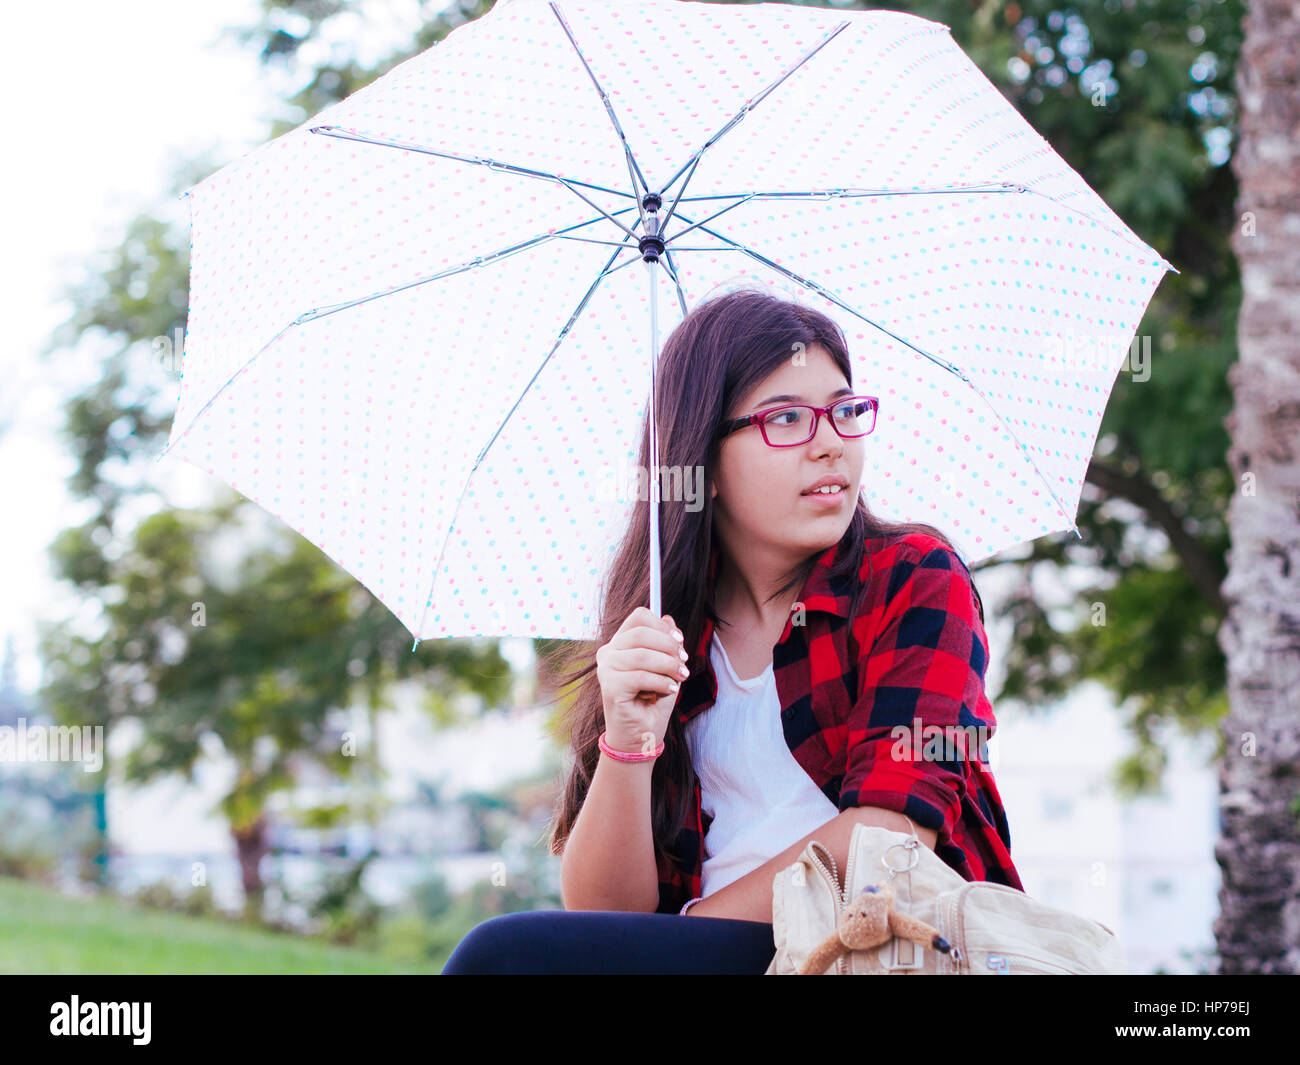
598, 730, 664, 763
679, 896, 703, 916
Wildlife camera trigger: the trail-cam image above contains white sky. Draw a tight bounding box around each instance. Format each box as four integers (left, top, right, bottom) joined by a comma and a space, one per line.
0, 0, 442, 692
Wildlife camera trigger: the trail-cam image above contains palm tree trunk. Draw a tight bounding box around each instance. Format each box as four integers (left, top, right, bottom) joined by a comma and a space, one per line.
1216, 0, 1300, 975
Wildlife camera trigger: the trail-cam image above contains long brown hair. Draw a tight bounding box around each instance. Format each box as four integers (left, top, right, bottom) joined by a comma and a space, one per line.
542, 285, 962, 872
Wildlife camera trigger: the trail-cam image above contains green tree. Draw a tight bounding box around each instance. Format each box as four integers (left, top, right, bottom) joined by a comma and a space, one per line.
38, 492, 512, 913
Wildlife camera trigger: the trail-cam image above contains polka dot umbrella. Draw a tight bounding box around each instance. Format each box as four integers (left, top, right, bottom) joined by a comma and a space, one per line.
159, 0, 1177, 646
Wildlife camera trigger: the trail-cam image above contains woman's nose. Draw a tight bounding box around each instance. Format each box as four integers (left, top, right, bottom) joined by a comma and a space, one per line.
809, 411, 845, 453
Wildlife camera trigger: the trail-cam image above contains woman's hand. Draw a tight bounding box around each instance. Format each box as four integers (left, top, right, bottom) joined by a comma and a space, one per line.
596, 607, 690, 755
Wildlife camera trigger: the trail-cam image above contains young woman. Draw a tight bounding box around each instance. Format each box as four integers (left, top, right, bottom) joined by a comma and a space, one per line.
441, 287, 1023, 974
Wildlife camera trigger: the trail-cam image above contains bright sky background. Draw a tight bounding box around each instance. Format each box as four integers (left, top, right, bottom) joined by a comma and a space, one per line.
1, 0, 445, 692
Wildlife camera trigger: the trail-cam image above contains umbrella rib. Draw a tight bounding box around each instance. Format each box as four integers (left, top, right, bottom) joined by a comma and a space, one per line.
549, 1, 652, 202
412, 235, 641, 647
670, 182, 1031, 201
292, 205, 640, 323
653, 22, 851, 245
661, 184, 1021, 246
666, 184, 1178, 272
604, 249, 652, 276
657, 250, 691, 320
657, 152, 706, 236
554, 177, 642, 241
672, 213, 1079, 536
657, 20, 852, 203
664, 194, 760, 244
309, 124, 634, 201
312, 125, 645, 245
158, 207, 639, 461
555, 234, 648, 249
684, 218, 972, 379
625, 149, 651, 236
1017, 185, 1181, 274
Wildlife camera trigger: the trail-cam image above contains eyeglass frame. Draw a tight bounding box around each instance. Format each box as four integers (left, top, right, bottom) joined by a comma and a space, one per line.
714, 394, 880, 448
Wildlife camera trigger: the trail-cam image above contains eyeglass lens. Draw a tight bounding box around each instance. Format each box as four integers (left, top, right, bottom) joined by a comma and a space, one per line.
761, 398, 876, 445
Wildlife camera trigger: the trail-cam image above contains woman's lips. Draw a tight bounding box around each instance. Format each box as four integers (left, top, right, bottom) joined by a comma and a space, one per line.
802, 486, 846, 507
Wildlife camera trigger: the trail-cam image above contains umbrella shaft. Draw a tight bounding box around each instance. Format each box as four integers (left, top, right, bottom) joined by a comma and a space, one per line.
646, 248, 661, 620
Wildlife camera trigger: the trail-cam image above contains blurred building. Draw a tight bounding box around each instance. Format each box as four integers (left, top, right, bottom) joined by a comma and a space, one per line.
992, 680, 1219, 975
0, 634, 102, 881
0, 635, 23, 730
99, 670, 560, 911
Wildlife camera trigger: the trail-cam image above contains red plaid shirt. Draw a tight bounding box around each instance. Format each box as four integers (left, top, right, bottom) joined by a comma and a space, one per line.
656, 531, 1024, 914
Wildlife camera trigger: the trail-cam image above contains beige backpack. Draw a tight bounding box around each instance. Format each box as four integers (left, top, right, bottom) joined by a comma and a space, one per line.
766, 822, 1125, 975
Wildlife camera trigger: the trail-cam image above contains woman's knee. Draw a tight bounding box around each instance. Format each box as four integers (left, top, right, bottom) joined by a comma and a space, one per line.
441, 911, 547, 974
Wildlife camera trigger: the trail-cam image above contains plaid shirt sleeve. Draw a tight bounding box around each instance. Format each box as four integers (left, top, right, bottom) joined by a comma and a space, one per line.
653, 729, 708, 915
838, 543, 992, 842
655, 816, 702, 915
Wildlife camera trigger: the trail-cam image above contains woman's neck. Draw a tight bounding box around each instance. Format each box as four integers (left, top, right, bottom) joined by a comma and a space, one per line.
713, 564, 804, 637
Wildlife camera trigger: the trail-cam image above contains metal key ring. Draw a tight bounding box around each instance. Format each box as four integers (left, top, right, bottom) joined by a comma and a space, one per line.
882, 839, 921, 876
880, 815, 922, 877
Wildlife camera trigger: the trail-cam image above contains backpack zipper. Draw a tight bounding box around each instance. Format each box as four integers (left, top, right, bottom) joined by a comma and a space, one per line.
940, 882, 974, 972
807, 841, 847, 974
951, 881, 1110, 974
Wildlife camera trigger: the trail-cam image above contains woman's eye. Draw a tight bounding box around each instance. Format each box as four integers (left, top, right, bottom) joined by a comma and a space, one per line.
768, 408, 801, 426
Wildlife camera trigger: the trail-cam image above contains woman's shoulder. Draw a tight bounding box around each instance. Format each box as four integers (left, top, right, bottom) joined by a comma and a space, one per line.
858, 530, 972, 578
856, 530, 984, 623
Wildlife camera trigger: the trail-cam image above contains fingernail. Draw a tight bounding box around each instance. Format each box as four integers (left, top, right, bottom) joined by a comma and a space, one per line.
679, 665, 690, 679
672, 629, 683, 641
668, 681, 679, 693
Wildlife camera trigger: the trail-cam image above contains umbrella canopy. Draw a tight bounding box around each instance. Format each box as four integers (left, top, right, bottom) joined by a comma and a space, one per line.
161, 0, 1175, 644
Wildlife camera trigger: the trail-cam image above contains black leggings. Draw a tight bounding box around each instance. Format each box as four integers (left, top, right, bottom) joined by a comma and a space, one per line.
441, 910, 776, 975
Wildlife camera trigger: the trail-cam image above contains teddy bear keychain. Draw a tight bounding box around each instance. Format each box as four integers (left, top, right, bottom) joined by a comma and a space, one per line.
798, 830, 953, 976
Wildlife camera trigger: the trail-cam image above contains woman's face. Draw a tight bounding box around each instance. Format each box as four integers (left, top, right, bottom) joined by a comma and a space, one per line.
711, 343, 866, 562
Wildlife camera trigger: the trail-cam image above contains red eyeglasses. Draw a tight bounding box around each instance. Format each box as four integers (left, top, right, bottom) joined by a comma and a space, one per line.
716, 394, 879, 447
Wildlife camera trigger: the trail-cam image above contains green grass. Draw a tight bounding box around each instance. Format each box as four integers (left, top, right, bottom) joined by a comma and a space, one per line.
0, 875, 444, 974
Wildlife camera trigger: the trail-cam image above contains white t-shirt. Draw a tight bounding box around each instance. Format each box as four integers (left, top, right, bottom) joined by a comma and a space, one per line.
684, 634, 839, 898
